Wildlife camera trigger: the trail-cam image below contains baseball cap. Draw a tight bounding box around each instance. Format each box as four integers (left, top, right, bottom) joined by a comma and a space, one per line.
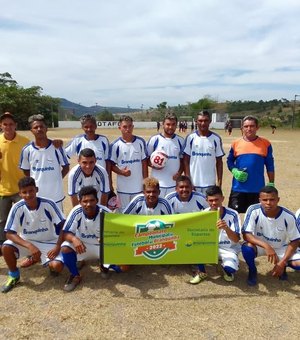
0, 112, 17, 123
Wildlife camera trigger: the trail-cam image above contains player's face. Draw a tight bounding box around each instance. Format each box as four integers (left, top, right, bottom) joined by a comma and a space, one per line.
119, 121, 134, 139
82, 121, 97, 139
79, 156, 96, 176
259, 192, 279, 215
19, 185, 38, 206
242, 120, 258, 140
163, 119, 177, 137
30, 121, 47, 139
196, 115, 210, 135
176, 180, 192, 202
144, 185, 160, 208
80, 194, 98, 218
0, 118, 17, 139
206, 194, 224, 210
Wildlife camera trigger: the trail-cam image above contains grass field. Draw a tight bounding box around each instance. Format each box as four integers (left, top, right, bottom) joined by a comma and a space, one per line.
0, 126, 299, 339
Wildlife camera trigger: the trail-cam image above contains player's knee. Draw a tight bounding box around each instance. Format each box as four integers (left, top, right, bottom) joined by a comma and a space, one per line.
288, 260, 300, 271
241, 243, 256, 260
61, 246, 75, 254
2, 244, 17, 258
49, 260, 64, 272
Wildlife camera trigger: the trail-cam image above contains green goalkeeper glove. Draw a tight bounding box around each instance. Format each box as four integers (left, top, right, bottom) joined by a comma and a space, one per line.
267, 182, 275, 187
231, 168, 248, 182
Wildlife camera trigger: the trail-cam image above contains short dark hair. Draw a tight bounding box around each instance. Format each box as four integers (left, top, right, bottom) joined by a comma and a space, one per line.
79, 148, 96, 159
119, 115, 133, 123
80, 114, 97, 126
242, 115, 258, 127
163, 113, 178, 124
18, 177, 37, 189
176, 175, 192, 187
28, 114, 46, 128
78, 186, 98, 201
206, 185, 223, 197
197, 110, 211, 120
0, 112, 17, 123
259, 186, 278, 195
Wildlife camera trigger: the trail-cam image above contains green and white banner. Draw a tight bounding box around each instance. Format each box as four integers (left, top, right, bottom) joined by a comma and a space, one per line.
101, 211, 219, 264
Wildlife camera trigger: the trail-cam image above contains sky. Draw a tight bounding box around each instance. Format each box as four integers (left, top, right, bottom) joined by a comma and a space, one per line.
1, 0, 300, 108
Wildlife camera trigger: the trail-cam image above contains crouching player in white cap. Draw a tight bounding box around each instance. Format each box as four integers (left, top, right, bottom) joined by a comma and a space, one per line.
1, 177, 65, 293
242, 186, 300, 286
190, 185, 241, 284
61, 186, 111, 292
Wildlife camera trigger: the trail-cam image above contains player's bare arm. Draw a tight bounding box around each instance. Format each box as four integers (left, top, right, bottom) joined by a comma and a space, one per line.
111, 163, 131, 177
267, 171, 275, 184
183, 154, 190, 177
142, 159, 149, 179
63, 232, 86, 254
6, 232, 41, 262
272, 240, 298, 277
47, 221, 65, 260
70, 194, 79, 207
172, 159, 184, 181
216, 157, 223, 188
217, 220, 240, 243
100, 192, 108, 207
61, 164, 70, 179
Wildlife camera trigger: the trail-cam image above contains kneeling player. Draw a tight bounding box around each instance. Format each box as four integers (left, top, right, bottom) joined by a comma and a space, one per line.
190, 186, 241, 284
1, 177, 65, 293
61, 186, 111, 292
242, 186, 300, 286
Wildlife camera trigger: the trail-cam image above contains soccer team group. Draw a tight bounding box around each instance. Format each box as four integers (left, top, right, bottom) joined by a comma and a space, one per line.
0, 111, 299, 293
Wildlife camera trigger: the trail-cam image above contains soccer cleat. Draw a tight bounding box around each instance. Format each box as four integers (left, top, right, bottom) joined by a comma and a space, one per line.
223, 272, 235, 282
20, 256, 39, 268
247, 270, 257, 286
279, 269, 288, 281
1, 275, 20, 293
189, 272, 207, 284
63, 275, 82, 292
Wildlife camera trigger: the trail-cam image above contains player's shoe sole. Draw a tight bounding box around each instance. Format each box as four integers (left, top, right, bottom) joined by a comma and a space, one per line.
63, 275, 82, 292
189, 272, 207, 284
1, 275, 20, 293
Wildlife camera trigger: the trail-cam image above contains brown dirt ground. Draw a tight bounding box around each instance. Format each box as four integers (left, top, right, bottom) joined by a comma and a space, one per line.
0, 127, 299, 339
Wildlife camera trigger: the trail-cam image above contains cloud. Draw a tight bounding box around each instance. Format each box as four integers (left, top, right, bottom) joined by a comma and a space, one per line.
1, 0, 300, 107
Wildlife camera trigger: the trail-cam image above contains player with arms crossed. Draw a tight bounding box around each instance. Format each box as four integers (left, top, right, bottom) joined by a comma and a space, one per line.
190, 185, 241, 284
68, 148, 110, 207
1, 177, 65, 293
109, 116, 148, 212
147, 113, 184, 197
61, 186, 111, 292
242, 186, 300, 286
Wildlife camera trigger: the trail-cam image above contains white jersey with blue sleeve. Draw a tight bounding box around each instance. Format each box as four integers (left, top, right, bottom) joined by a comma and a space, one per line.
109, 136, 148, 194
65, 134, 109, 168
147, 133, 184, 189
242, 204, 300, 249
4, 197, 65, 242
123, 194, 173, 215
296, 208, 300, 227
63, 204, 111, 245
19, 141, 69, 203
183, 131, 225, 188
165, 191, 208, 213
68, 164, 110, 200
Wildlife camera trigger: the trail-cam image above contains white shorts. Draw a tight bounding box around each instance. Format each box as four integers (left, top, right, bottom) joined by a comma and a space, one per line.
61, 240, 101, 261
256, 245, 300, 261
159, 187, 175, 197
3, 239, 63, 265
219, 248, 240, 271
117, 192, 141, 212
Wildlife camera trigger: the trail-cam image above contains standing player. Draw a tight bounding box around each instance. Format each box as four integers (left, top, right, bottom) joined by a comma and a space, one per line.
61, 186, 111, 292
19, 114, 69, 211
147, 113, 184, 197
189, 186, 241, 284
165, 176, 208, 213
227, 115, 275, 213
123, 177, 173, 215
68, 148, 110, 207
0, 112, 29, 250
183, 111, 225, 195
109, 116, 148, 212
1, 177, 65, 293
242, 186, 300, 286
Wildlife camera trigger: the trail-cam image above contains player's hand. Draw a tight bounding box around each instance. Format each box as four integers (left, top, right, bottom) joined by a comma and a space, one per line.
73, 238, 86, 254
28, 244, 41, 262
216, 219, 228, 231
52, 139, 63, 148
271, 261, 286, 277
121, 167, 131, 177
232, 168, 248, 182
265, 245, 279, 264
47, 245, 60, 260
172, 172, 180, 181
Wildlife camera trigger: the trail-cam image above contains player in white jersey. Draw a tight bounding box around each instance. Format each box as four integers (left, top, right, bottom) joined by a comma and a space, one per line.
19, 114, 69, 210
109, 116, 148, 212
242, 186, 300, 286
165, 176, 208, 213
65, 114, 110, 171
147, 113, 184, 196
61, 186, 111, 292
189, 185, 241, 284
183, 111, 225, 194
1, 177, 65, 293
68, 148, 110, 207
123, 177, 173, 215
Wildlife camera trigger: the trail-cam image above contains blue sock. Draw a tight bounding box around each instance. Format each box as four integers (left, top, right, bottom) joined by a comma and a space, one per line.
197, 264, 206, 273
242, 244, 257, 273
8, 269, 20, 278
223, 266, 236, 275
62, 251, 79, 276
